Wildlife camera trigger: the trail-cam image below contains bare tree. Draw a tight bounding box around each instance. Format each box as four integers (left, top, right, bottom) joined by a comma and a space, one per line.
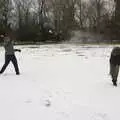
51, 0, 76, 39
75, 0, 88, 29
0, 0, 13, 30
86, 0, 108, 32
14, 0, 33, 29
114, 0, 120, 24
109, 0, 120, 39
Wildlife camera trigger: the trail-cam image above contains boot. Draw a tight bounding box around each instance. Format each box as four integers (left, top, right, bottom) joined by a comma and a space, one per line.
112, 79, 117, 86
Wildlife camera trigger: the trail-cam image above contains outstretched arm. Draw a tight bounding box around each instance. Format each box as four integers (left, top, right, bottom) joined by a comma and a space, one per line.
14, 49, 21, 52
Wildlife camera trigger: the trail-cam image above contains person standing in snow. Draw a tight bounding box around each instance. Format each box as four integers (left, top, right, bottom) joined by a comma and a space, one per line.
110, 47, 120, 86
0, 33, 21, 75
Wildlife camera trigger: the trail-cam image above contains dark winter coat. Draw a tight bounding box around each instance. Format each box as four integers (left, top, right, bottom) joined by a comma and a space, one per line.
110, 47, 120, 65
3, 37, 20, 55
4, 37, 14, 55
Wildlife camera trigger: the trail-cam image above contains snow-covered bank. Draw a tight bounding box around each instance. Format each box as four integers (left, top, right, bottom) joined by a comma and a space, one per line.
0, 44, 119, 120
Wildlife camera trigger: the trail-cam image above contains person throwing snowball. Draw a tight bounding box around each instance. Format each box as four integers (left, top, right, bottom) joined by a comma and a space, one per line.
0, 32, 21, 75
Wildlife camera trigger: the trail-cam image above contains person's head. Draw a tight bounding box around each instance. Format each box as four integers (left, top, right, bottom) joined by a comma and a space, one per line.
0, 35, 4, 42
4, 32, 9, 37
3, 32, 11, 42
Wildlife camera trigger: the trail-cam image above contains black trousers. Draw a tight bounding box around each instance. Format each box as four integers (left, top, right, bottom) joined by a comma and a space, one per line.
0, 54, 20, 74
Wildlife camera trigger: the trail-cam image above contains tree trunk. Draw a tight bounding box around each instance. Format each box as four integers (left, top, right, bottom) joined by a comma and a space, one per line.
113, 0, 120, 39
115, 0, 120, 24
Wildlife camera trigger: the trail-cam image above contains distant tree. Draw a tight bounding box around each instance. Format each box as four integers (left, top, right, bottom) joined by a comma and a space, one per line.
51, 0, 76, 40
87, 0, 107, 32
0, 0, 13, 33
75, 0, 88, 29
113, 0, 120, 39
13, 0, 40, 41
14, 0, 33, 28
114, 0, 120, 22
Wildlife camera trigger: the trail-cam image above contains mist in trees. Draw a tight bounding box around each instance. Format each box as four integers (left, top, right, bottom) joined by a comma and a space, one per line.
0, 0, 119, 43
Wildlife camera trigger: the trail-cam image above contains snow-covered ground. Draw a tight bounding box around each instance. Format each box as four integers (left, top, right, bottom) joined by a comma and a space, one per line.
0, 43, 120, 120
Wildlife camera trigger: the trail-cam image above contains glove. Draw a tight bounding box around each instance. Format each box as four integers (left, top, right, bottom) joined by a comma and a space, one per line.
18, 49, 21, 52
15, 49, 21, 52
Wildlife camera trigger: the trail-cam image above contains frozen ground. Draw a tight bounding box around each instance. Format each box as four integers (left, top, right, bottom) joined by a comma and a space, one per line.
0, 43, 120, 120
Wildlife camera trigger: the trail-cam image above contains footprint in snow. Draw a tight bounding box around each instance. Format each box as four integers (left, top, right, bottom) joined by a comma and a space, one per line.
92, 113, 109, 120
24, 99, 32, 104
44, 99, 51, 107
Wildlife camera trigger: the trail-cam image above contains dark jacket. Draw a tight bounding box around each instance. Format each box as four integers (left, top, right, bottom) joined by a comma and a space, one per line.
110, 47, 120, 65
4, 37, 15, 55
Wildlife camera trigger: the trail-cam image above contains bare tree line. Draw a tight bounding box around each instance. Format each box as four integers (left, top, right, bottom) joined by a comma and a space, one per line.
0, 0, 119, 42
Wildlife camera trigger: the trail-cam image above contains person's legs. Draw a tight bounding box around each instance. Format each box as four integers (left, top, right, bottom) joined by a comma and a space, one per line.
110, 64, 119, 86
0, 55, 11, 74
11, 55, 20, 75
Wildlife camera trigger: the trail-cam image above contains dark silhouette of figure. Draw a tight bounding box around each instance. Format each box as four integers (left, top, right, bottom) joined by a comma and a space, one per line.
110, 47, 120, 86
0, 33, 21, 75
